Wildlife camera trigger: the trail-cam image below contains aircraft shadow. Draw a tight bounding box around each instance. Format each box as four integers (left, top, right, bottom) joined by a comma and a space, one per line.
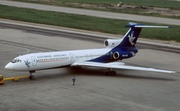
5, 67, 175, 85
66, 67, 175, 81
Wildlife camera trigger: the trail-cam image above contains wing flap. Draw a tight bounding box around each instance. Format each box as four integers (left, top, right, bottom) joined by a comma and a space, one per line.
71, 61, 175, 73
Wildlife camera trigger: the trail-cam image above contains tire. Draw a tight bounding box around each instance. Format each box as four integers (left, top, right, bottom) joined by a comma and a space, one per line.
29, 75, 34, 80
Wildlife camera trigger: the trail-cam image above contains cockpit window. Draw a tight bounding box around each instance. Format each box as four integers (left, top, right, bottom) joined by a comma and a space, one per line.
11, 58, 21, 63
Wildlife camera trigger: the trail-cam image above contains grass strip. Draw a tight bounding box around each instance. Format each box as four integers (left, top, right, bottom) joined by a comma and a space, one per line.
13, 0, 180, 10
0, 4, 179, 42
12, 0, 180, 19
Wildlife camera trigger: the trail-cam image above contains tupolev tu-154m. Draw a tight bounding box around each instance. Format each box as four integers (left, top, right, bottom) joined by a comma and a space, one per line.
5, 22, 175, 79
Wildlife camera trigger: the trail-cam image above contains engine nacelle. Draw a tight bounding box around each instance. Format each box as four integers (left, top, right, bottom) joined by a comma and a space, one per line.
113, 52, 120, 59
112, 51, 135, 60
104, 39, 121, 48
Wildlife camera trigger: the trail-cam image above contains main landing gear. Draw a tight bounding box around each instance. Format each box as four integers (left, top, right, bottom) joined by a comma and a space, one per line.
105, 68, 117, 76
29, 71, 35, 80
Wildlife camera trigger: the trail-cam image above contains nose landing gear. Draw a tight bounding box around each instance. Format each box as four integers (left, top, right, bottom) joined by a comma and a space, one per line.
29, 71, 35, 80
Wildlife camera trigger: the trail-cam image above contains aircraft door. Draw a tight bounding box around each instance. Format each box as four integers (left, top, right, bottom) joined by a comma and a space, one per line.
31, 56, 37, 66
69, 53, 74, 63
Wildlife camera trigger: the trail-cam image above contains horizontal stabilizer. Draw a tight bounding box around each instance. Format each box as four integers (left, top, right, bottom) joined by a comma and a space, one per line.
135, 26, 170, 28
125, 22, 170, 28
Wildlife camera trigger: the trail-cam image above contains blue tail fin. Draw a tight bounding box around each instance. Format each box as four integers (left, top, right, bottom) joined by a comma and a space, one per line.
118, 22, 142, 47
117, 22, 169, 47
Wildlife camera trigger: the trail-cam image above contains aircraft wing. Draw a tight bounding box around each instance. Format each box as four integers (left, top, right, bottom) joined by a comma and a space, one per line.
71, 61, 175, 73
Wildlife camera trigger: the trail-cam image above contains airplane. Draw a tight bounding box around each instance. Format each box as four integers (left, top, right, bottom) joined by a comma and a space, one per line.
5, 22, 175, 79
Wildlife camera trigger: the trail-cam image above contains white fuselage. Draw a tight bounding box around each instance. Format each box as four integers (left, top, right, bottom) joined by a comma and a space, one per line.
6, 48, 111, 71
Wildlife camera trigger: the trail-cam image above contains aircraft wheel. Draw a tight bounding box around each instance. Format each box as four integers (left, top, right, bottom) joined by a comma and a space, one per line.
105, 72, 110, 76
105, 71, 116, 76
29, 75, 34, 80
105, 72, 108, 76
112, 71, 117, 75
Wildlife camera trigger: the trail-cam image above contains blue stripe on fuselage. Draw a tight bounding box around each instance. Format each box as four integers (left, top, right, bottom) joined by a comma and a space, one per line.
88, 46, 138, 63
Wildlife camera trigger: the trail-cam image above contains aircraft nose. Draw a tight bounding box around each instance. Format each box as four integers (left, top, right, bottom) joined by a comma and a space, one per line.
5, 63, 14, 70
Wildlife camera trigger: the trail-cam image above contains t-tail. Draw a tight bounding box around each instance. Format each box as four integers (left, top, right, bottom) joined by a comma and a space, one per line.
91, 22, 170, 62
117, 22, 170, 48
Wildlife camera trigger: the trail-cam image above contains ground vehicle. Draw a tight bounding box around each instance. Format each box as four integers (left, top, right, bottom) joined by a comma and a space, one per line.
0, 74, 4, 84
0, 74, 29, 85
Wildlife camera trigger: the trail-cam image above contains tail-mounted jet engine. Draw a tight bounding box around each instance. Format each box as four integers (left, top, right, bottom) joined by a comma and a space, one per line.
104, 39, 122, 48
113, 52, 120, 59
112, 51, 135, 60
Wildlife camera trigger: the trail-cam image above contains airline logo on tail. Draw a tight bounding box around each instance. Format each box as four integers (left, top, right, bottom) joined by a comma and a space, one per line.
128, 31, 135, 45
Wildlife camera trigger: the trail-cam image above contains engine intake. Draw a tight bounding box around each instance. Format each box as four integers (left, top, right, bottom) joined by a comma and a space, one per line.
113, 52, 120, 59
112, 51, 136, 60
104, 39, 121, 48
